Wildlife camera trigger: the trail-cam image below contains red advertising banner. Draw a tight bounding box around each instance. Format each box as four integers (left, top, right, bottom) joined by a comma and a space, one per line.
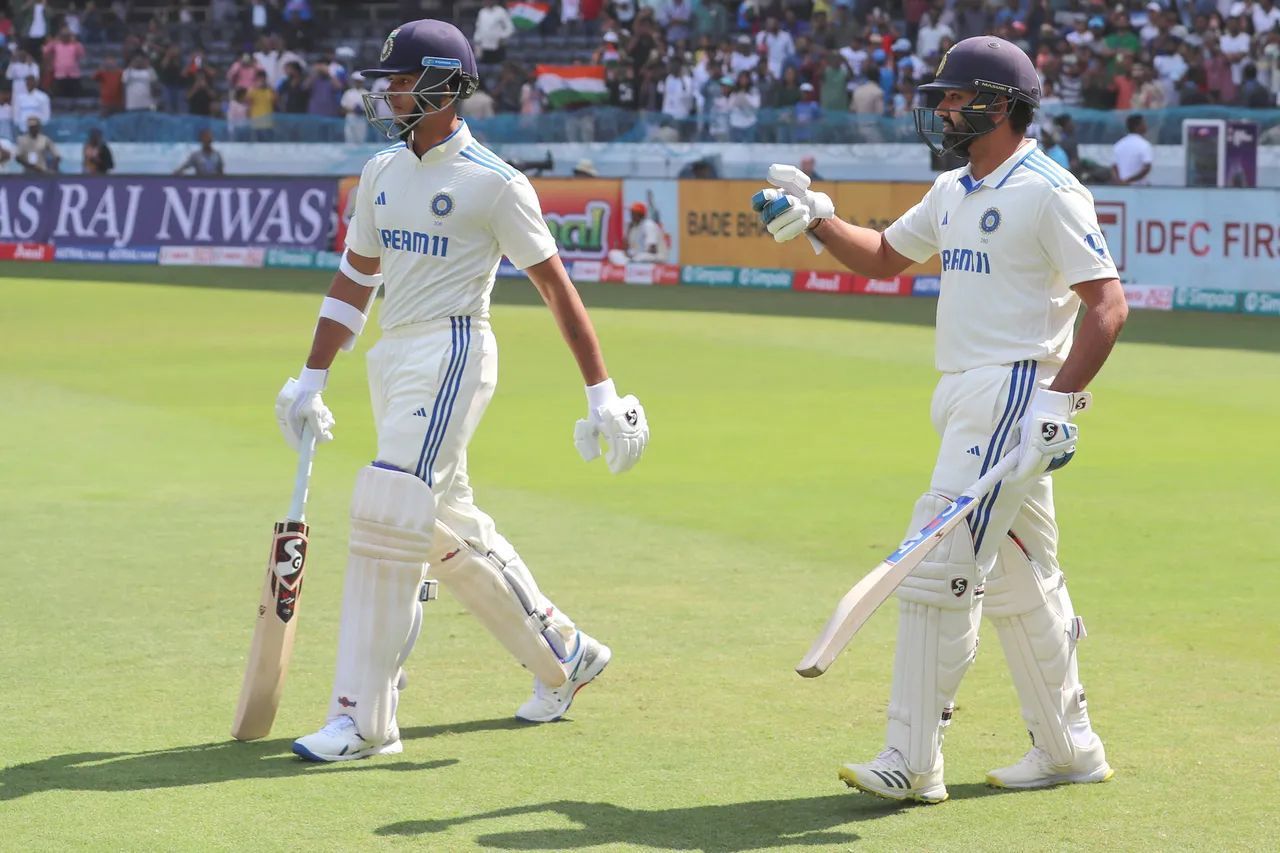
0, 242, 54, 261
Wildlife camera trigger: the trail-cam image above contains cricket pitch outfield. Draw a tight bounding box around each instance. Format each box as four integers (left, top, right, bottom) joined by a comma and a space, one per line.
2, 263, 1276, 851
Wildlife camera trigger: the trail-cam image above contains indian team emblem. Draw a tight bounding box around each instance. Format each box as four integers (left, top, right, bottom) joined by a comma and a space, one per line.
431, 192, 454, 218
381, 27, 400, 62
979, 207, 1002, 234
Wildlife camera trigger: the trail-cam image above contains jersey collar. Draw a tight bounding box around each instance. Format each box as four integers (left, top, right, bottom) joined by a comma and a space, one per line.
415, 120, 473, 164
959, 139, 1039, 195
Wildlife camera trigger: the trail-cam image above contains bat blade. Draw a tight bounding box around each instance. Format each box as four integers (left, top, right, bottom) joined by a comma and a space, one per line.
231, 520, 309, 741
795, 452, 1018, 678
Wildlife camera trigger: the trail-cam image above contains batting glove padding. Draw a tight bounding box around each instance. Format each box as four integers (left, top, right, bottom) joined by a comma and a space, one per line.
1011, 389, 1091, 482
751, 164, 833, 247
275, 368, 335, 451
574, 381, 649, 474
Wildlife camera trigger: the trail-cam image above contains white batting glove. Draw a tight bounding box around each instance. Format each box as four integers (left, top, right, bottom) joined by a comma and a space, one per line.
751, 164, 833, 251
1011, 389, 1092, 482
574, 379, 649, 474
275, 367, 335, 451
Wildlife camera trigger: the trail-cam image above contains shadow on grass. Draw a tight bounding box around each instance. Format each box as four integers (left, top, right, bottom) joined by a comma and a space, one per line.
0, 717, 527, 801
375, 783, 1006, 852
9, 261, 1278, 354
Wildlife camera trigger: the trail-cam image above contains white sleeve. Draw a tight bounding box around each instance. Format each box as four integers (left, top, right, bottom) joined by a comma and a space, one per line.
1036, 186, 1119, 286
344, 160, 382, 258
489, 176, 558, 270
883, 179, 940, 263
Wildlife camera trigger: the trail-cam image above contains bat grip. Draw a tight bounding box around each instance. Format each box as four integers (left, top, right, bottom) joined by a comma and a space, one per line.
286, 424, 317, 523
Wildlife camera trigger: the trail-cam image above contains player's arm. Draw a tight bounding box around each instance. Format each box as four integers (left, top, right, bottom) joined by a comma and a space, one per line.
809, 218, 914, 279
493, 176, 648, 473
1049, 277, 1127, 393
753, 163, 928, 278
304, 250, 381, 371
523, 254, 608, 385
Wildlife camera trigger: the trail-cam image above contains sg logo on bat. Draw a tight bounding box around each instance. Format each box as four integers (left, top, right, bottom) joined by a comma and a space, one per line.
270, 521, 309, 623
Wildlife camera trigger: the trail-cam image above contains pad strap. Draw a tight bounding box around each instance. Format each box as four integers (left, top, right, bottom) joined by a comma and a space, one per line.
339, 251, 383, 287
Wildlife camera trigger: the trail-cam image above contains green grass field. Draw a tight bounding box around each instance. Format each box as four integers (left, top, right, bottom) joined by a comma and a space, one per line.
2, 262, 1277, 852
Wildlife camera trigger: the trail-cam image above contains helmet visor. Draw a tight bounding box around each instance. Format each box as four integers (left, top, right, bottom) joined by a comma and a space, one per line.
360, 58, 469, 139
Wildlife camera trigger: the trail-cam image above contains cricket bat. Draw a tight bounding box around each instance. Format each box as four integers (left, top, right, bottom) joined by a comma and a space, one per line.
231, 425, 317, 741
795, 451, 1019, 678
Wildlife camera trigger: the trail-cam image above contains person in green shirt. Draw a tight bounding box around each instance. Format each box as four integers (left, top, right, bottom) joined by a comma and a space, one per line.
820, 52, 850, 111
1102, 12, 1140, 74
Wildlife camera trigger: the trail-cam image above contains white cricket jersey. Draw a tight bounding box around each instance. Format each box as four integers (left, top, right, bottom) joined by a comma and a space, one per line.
885, 140, 1117, 374
345, 121, 557, 330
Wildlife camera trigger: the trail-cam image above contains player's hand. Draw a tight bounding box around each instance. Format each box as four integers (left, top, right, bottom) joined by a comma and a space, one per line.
1011, 389, 1091, 482
751, 164, 834, 244
574, 380, 648, 474
275, 368, 335, 451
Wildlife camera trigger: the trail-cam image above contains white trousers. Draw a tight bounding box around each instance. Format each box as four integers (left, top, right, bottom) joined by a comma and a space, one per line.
365, 316, 505, 544
325, 317, 578, 724
885, 359, 1100, 772
929, 358, 1057, 573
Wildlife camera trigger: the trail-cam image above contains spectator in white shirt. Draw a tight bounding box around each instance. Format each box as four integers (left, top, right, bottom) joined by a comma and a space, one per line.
14, 77, 51, 126
916, 12, 954, 60
1112, 114, 1155, 185
1065, 16, 1096, 49
473, 0, 515, 63
661, 61, 695, 139
729, 34, 760, 75
1251, 0, 1280, 34
6, 49, 41, 96
340, 75, 367, 143
1219, 16, 1253, 85
121, 53, 159, 111
756, 18, 795, 79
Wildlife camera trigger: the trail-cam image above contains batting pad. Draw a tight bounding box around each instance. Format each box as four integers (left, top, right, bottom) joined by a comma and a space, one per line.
428, 521, 574, 687
328, 465, 434, 743
983, 533, 1094, 766
887, 493, 983, 774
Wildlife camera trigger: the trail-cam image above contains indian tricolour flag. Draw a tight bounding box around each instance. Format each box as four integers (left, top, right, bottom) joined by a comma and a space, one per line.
508, 1, 549, 30
536, 65, 608, 108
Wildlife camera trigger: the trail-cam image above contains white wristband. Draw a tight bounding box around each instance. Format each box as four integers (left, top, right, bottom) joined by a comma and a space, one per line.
585, 378, 618, 410
339, 251, 383, 287
298, 366, 328, 393
319, 296, 367, 335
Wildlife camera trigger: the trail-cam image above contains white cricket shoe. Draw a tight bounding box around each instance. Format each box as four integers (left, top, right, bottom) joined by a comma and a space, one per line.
986, 742, 1113, 789
515, 632, 611, 723
292, 715, 403, 762
839, 748, 948, 804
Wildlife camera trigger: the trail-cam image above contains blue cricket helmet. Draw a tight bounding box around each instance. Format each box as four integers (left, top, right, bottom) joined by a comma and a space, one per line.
913, 36, 1041, 157
360, 19, 479, 138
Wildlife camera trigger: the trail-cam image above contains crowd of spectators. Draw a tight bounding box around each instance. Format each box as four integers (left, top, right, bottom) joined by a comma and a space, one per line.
1, 0, 1277, 174
0, 0, 385, 170
468, 0, 1280, 145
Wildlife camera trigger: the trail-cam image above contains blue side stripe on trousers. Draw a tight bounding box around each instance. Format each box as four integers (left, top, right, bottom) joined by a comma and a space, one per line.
423, 317, 471, 486
973, 361, 1038, 553
415, 317, 464, 482
967, 361, 1029, 535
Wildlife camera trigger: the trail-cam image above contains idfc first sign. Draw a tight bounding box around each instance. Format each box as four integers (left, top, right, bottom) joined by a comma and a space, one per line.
0, 177, 335, 250
1092, 187, 1280, 292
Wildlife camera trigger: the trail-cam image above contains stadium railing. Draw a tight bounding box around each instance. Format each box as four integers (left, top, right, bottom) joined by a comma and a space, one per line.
44, 106, 1280, 146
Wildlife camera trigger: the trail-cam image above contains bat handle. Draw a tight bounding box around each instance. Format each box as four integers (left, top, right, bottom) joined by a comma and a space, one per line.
287, 424, 317, 523
961, 450, 1019, 502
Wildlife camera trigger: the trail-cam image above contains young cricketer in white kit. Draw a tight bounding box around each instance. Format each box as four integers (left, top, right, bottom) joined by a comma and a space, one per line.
275, 19, 650, 762
754, 37, 1129, 802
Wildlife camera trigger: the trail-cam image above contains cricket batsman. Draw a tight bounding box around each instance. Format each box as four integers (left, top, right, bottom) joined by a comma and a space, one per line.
275, 19, 649, 761
753, 37, 1128, 801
